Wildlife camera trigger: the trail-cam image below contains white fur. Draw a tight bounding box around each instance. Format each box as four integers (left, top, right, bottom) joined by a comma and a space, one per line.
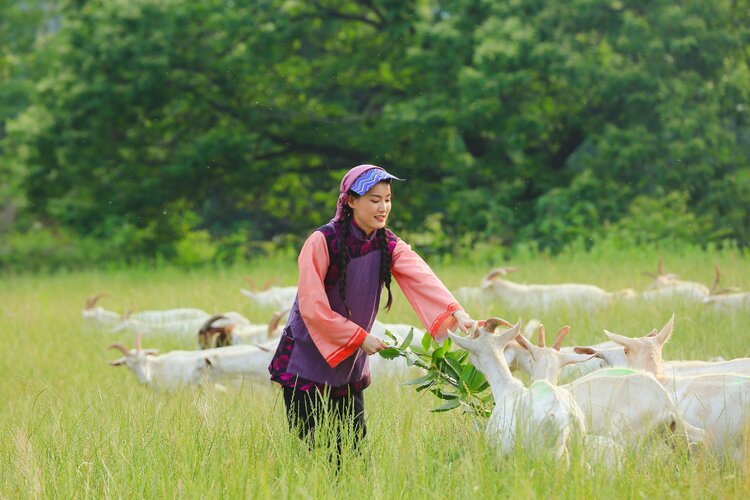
240, 286, 297, 310
481, 268, 612, 311
604, 315, 750, 461
450, 320, 585, 460
515, 327, 699, 445
203, 345, 276, 379
108, 338, 210, 389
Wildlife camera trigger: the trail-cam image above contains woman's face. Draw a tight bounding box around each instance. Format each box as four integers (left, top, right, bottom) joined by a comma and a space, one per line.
348, 181, 392, 236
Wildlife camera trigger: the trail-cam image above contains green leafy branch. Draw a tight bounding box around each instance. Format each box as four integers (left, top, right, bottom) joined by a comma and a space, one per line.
378, 328, 494, 418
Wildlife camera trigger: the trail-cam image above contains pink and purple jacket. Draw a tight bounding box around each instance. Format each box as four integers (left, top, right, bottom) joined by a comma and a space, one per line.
268, 220, 463, 395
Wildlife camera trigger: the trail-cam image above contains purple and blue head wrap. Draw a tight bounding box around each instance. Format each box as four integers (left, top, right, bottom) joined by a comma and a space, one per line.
332, 164, 404, 222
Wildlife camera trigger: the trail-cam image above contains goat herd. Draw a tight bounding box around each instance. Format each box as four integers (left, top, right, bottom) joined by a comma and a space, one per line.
87, 260, 750, 467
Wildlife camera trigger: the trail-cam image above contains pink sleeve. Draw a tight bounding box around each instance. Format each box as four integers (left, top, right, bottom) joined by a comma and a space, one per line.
297, 231, 367, 368
390, 240, 463, 341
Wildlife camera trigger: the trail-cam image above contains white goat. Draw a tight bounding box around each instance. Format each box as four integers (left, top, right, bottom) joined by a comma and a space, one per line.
574, 327, 749, 379
82, 293, 123, 331
240, 285, 297, 310
481, 268, 613, 311
116, 310, 249, 338
603, 315, 750, 461
108, 333, 211, 389
702, 265, 749, 309
640, 259, 712, 302
515, 324, 701, 446
202, 344, 276, 380
449, 319, 585, 460
704, 291, 750, 309
127, 307, 210, 323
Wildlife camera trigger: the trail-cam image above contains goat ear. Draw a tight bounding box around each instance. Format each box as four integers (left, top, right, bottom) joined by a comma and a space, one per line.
449, 331, 477, 351
573, 347, 597, 355
654, 314, 675, 344
603, 330, 637, 348
495, 320, 522, 347
109, 358, 126, 366
144, 349, 159, 356
514, 333, 534, 352
562, 352, 595, 366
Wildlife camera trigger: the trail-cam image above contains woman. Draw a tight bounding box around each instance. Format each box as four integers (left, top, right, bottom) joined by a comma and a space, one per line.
268, 164, 475, 450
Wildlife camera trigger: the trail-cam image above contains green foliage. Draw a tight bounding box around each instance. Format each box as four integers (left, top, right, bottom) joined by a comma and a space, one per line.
380, 329, 493, 418
1, 0, 749, 270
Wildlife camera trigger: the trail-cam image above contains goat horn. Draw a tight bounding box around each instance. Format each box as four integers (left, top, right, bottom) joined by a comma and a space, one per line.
200, 314, 227, 333
537, 324, 546, 347
657, 258, 664, 276
484, 268, 505, 281
552, 326, 572, 351
85, 292, 108, 310
710, 264, 721, 294
268, 309, 290, 337
483, 317, 512, 333
108, 343, 130, 356
262, 279, 274, 290
135, 331, 144, 352
242, 276, 258, 290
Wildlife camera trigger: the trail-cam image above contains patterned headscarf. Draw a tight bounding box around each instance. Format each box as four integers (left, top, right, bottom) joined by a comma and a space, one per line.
332, 164, 404, 222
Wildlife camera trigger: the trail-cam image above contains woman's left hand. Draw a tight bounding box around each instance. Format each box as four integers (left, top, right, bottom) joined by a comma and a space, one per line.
452, 310, 476, 333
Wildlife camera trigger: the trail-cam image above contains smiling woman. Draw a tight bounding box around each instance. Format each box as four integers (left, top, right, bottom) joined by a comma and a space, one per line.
347, 182, 391, 236
267, 164, 476, 452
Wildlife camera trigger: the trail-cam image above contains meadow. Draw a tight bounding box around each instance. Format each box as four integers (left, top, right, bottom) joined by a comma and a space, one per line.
2, 246, 750, 499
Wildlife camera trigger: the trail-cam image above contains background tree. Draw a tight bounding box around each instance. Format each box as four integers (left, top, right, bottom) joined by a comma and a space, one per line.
2, 0, 749, 269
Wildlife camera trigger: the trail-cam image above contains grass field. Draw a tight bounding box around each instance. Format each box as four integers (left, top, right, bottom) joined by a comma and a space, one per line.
2, 246, 750, 498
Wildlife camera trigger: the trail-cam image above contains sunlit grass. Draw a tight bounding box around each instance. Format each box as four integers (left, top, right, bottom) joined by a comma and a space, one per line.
1, 247, 749, 497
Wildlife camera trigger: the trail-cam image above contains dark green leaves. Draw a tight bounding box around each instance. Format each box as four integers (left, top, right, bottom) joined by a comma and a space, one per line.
378, 334, 493, 418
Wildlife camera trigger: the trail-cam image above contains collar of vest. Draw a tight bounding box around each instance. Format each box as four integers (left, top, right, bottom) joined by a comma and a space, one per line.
348, 219, 378, 242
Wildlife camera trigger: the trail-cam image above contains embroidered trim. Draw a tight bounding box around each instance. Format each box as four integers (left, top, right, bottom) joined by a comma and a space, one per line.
326, 327, 368, 367
430, 302, 462, 337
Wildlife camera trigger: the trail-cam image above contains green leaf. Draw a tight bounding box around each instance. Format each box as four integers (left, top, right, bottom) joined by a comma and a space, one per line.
402, 373, 434, 386
430, 388, 460, 400
443, 337, 453, 351
421, 330, 432, 351
416, 380, 436, 392
383, 329, 399, 345
431, 399, 461, 412
444, 352, 465, 378
455, 349, 469, 363
461, 365, 488, 392
431, 345, 447, 362
378, 347, 401, 360
398, 328, 414, 350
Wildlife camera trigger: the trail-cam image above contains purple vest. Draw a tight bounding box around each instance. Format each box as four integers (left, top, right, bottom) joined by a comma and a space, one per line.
269, 221, 398, 389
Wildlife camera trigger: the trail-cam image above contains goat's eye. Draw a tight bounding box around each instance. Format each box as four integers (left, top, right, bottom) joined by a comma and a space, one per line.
623, 348, 629, 355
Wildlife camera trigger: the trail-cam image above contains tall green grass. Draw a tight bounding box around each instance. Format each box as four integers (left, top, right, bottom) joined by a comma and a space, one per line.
2, 247, 750, 498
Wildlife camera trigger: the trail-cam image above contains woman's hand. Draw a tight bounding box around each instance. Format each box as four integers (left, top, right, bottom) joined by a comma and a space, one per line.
452, 310, 476, 333
360, 334, 388, 355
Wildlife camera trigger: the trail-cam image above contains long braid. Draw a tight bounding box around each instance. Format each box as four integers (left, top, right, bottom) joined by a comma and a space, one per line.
337, 206, 353, 318
378, 228, 394, 311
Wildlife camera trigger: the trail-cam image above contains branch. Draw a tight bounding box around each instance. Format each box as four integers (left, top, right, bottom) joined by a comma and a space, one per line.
298, 0, 384, 29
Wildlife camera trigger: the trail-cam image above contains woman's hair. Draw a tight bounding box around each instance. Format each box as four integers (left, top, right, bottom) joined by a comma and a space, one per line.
336, 183, 394, 318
